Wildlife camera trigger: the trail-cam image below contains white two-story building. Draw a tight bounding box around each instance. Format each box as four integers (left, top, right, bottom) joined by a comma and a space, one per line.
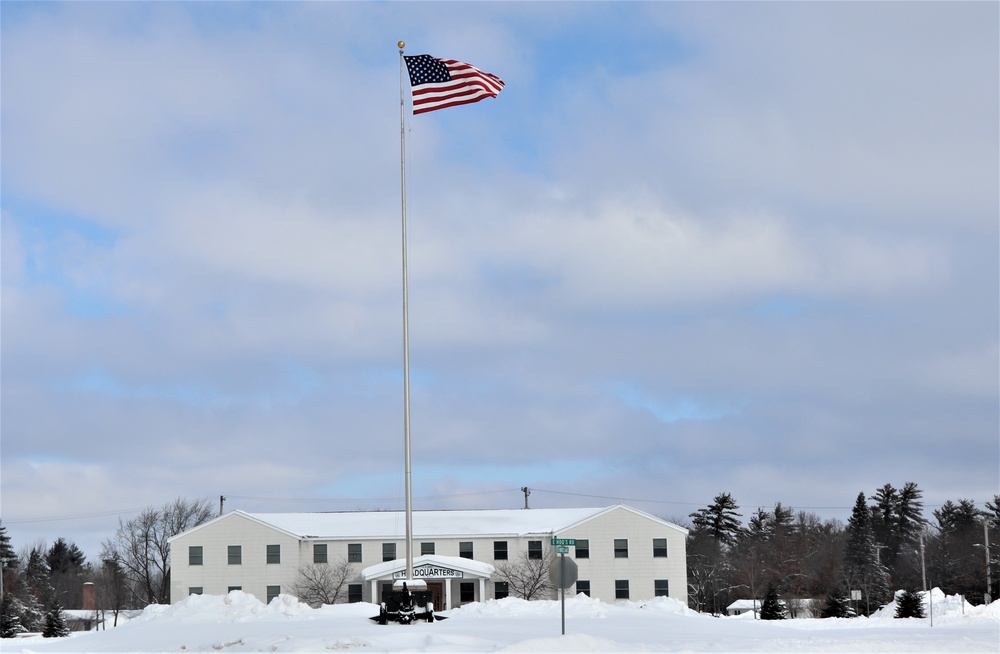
168, 504, 688, 610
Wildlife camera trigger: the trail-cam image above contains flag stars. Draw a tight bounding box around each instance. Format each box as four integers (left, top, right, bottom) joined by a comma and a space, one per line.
405, 55, 451, 86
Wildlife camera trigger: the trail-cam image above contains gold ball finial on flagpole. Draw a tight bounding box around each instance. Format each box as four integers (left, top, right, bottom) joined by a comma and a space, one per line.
398, 41, 405, 50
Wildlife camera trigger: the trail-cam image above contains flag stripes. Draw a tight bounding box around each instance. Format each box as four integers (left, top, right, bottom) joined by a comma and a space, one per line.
404, 55, 504, 115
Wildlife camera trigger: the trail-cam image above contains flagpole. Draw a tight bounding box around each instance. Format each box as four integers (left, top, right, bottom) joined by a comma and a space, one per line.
398, 40, 415, 586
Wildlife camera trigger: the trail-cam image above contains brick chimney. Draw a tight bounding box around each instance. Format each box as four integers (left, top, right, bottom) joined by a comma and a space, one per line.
82, 582, 95, 611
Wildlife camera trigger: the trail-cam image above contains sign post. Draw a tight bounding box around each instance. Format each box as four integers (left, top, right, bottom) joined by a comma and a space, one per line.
549, 539, 578, 635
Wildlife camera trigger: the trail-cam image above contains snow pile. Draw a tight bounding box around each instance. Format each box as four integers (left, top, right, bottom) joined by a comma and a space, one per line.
447, 593, 695, 621
126, 590, 376, 626
9, 590, 998, 653
872, 587, 987, 620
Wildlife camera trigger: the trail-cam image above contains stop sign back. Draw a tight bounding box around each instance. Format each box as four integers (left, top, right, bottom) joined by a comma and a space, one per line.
548, 555, 578, 589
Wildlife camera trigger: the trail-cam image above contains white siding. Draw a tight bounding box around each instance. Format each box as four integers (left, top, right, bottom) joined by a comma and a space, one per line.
171, 513, 304, 602
558, 506, 687, 603
169, 505, 687, 606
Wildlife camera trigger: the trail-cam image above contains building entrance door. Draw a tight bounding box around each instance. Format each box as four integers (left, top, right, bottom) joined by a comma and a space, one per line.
426, 582, 444, 610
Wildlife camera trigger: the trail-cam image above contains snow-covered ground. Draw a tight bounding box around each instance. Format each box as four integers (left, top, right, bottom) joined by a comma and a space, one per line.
10, 589, 998, 653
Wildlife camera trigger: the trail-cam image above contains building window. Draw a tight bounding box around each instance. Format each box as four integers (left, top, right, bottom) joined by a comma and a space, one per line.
494, 541, 508, 560
614, 538, 628, 558
615, 579, 629, 600
348, 584, 362, 603
575, 539, 589, 559
654, 579, 669, 597
267, 544, 280, 564
228, 586, 242, 592
460, 582, 475, 603
494, 581, 509, 599
653, 538, 668, 558
383, 542, 396, 562
459, 542, 473, 559
228, 545, 242, 565
313, 543, 328, 564
267, 585, 281, 603
527, 540, 542, 560
348, 543, 362, 563
189, 587, 203, 595
576, 580, 590, 597
421, 542, 435, 556
188, 546, 203, 566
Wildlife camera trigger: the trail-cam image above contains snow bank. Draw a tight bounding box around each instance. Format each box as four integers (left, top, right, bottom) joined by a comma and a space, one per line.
872, 587, 997, 621
445, 593, 695, 621
126, 590, 377, 626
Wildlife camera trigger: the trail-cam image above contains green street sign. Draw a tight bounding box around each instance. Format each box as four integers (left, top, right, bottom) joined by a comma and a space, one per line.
551, 538, 576, 546
557, 546, 569, 554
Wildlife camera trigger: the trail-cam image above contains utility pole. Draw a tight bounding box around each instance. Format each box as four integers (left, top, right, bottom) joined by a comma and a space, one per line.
521, 487, 531, 509
874, 543, 887, 567
984, 519, 992, 604
219, 495, 226, 516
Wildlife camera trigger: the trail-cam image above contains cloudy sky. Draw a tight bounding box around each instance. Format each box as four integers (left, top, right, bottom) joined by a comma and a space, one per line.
2, 2, 997, 560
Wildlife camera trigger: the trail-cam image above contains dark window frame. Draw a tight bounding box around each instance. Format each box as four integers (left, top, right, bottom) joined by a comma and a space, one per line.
493, 541, 508, 560
614, 538, 629, 558
615, 579, 630, 600
653, 538, 668, 557
574, 539, 590, 559
527, 540, 543, 560
348, 543, 362, 563
188, 545, 203, 566
313, 543, 328, 564
228, 545, 242, 565
266, 544, 280, 564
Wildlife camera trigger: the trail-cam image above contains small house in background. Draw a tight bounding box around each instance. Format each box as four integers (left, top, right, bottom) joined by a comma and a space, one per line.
726, 598, 759, 616
726, 598, 819, 618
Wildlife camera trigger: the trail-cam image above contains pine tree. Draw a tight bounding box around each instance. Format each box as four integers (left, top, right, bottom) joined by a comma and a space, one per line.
1, 592, 27, 638
689, 493, 744, 546
42, 598, 70, 637
0, 520, 17, 571
46, 538, 85, 575
23, 546, 50, 595
15, 589, 45, 632
843, 491, 890, 615
895, 483, 926, 545
894, 589, 925, 619
985, 494, 1000, 531
759, 583, 786, 620
819, 587, 852, 618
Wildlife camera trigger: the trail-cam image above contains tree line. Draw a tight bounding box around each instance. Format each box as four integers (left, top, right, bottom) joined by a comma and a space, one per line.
1, 497, 215, 637
2, 487, 998, 635
685, 483, 1000, 617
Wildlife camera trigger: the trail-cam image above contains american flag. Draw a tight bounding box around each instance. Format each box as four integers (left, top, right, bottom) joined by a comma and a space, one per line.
403, 55, 504, 115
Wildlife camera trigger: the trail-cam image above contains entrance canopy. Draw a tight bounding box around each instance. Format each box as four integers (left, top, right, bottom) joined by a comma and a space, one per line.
362, 554, 494, 582
362, 555, 495, 611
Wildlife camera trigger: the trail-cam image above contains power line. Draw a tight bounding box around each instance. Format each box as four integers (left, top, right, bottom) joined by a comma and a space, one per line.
4, 507, 148, 524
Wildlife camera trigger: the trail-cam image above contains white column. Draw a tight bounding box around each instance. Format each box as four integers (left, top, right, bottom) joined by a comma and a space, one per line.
370, 580, 379, 604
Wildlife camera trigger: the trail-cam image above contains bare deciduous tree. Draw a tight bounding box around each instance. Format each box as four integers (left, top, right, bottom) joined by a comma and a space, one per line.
494, 550, 554, 600
291, 559, 355, 607
102, 497, 214, 606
